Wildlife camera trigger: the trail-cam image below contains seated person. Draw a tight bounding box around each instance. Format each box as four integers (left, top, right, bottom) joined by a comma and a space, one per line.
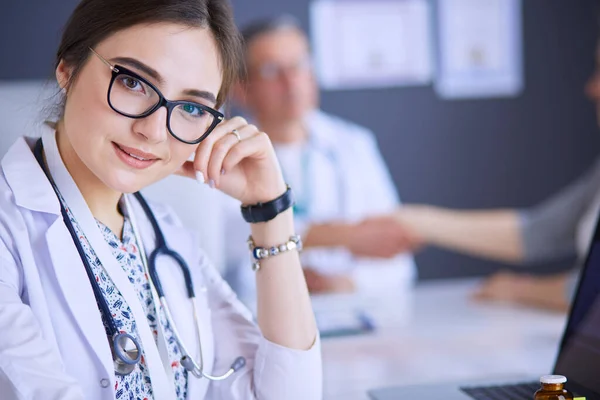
396, 147, 600, 312
0, 1, 321, 398
394, 39, 600, 313
395, 180, 597, 313
221, 16, 418, 302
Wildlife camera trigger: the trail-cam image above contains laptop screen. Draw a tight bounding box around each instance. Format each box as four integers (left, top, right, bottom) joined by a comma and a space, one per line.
554, 215, 600, 397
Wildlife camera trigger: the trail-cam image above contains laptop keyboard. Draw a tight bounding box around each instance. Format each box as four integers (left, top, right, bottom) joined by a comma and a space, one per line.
461, 382, 540, 400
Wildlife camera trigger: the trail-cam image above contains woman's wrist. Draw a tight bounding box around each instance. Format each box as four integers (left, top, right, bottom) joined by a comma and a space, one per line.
250, 208, 296, 247
243, 178, 287, 205
241, 184, 292, 224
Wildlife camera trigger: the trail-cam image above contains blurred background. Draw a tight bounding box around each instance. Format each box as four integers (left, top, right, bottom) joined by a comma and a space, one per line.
1, 0, 599, 281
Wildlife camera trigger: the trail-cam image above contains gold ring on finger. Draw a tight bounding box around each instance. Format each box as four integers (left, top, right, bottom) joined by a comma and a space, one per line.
230, 129, 242, 143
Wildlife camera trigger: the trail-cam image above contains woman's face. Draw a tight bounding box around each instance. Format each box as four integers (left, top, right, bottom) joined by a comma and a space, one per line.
57, 23, 222, 193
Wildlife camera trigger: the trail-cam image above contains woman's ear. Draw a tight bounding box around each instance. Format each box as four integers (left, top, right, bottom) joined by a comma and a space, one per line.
55, 59, 72, 92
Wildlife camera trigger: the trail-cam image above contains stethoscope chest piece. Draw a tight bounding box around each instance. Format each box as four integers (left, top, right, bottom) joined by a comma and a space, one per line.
112, 332, 142, 376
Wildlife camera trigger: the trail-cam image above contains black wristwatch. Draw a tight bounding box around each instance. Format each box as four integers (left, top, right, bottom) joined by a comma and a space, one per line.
241, 186, 294, 223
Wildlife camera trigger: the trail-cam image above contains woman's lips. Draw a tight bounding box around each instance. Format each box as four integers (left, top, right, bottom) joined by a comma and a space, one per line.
112, 142, 159, 169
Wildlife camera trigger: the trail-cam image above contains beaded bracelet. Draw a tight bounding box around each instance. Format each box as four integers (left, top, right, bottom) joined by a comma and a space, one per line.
247, 234, 303, 272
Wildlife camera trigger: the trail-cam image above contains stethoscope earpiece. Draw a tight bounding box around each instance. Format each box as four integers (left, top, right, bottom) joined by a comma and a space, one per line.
112, 332, 142, 376
231, 356, 246, 371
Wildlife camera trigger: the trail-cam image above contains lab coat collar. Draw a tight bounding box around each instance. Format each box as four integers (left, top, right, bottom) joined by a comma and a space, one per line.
0, 126, 170, 221
1, 134, 61, 216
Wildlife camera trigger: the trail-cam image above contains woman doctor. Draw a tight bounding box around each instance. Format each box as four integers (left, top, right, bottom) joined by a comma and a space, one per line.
0, 0, 321, 399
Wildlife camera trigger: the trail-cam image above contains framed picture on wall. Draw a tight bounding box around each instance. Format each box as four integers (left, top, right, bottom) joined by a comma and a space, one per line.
310, 0, 433, 90
435, 0, 524, 99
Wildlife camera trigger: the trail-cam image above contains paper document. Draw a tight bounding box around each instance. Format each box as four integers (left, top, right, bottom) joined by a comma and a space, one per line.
436, 0, 523, 99
310, 0, 433, 90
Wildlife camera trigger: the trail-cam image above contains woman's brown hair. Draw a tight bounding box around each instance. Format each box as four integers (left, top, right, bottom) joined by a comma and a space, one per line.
56, 0, 243, 108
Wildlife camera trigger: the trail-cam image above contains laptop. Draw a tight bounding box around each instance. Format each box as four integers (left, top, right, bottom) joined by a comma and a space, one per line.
369, 213, 600, 400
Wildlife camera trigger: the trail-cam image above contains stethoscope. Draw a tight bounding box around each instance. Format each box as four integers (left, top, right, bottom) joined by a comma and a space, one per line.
33, 139, 245, 380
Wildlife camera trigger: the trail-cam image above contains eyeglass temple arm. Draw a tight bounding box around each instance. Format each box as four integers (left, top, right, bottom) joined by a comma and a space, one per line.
89, 47, 118, 72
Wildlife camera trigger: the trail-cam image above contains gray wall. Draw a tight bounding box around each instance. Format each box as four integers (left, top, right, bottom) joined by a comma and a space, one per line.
2, 0, 599, 280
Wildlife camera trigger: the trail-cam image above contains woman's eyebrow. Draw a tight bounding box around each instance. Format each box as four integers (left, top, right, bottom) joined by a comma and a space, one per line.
183, 89, 217, 105
112, 57, 163, 84
110, 56, 217, 105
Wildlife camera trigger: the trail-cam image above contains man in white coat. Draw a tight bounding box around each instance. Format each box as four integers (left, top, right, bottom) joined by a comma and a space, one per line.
223, 16, 419, 302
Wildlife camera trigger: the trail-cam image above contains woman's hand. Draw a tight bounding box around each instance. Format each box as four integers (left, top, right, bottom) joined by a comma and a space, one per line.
176, 116, 287, 205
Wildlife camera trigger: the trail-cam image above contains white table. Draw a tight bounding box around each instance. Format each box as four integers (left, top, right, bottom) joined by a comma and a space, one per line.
315, 279, 567, 400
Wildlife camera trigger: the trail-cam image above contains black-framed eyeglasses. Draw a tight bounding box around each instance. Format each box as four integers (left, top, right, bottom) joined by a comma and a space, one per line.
89, 48, 224, 145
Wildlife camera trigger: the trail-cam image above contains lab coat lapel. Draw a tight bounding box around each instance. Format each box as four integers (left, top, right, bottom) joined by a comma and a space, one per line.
40, 132, 176, 400
2, 136, 115, 385
45, 218, 115, 381
1, 136, 113, 383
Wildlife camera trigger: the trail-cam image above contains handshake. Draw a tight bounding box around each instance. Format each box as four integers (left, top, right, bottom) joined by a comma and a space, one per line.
302, 205, 438, 259
341, 212, 423, 259
310, 205, 433, 259
301, 205, 435, 293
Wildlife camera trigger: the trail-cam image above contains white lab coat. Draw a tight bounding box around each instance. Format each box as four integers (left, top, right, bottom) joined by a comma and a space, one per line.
224, 110, 417, 302
0, 131, 321, 400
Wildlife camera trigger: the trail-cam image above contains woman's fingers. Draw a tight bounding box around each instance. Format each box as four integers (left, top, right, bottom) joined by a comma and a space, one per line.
206, 124, 260, 186
174, 160, 197, 180
178, 116, 277, 201
179, 115, 285, 204
193, 116, 248, 182
220, 131, 270, 175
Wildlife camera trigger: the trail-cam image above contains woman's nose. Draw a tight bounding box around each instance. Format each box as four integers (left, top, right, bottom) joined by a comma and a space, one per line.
132, 106, 169, 143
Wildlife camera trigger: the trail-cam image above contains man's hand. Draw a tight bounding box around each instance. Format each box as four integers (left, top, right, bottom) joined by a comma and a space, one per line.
345, 215, 422, 259
472, 271, 570, 312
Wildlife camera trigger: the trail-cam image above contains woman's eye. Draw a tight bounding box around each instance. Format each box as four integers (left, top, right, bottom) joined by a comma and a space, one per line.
120, 76, 143, 91
182, 104, 204, 116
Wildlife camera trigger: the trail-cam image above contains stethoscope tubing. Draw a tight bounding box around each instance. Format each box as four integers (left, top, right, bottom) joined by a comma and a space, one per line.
127, 191, 246, 380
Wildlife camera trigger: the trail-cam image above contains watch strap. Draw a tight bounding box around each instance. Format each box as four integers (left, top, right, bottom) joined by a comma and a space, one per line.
240, 186, 294, 223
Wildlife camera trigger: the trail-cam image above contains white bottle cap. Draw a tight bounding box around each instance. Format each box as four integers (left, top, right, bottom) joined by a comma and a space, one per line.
541, 375, 567, 384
